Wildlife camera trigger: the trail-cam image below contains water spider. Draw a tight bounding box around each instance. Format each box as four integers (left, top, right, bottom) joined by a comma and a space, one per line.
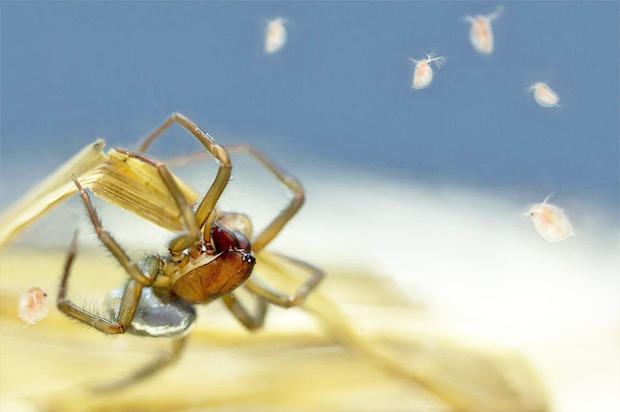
56, 113, 325, 391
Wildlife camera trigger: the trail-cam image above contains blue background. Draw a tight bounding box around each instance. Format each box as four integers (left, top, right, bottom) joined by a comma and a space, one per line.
1, 2, 618, 217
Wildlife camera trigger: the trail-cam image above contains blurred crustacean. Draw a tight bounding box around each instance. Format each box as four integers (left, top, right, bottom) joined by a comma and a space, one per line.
463, 6, 503, 55
2, 113, 324, 391
264, 17, 287, 54
528, 195, 574, 242
529, 82, 560, 108
18, 286, 49, 325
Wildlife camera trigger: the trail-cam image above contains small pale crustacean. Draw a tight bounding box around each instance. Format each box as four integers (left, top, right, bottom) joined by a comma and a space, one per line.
530, 82, 560, 108
409, 54, 447, 90
528, 195, 574, 242
264, 17, 287, 54
463, 6, 503, 55
18, 286, 49, 324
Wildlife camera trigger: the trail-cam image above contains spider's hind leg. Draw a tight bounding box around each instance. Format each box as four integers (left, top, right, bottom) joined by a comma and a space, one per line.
56, 231, 142, 334
135, 113, 232, 233
245, 252, 325, 309
93, 336, 188, 393
222, 291, 269, 331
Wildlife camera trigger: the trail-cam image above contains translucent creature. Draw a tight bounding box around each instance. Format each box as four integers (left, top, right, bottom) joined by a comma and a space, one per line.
18, 286, 49, 324
463, 6, 503, 55
409, 54, 447, 90
530, 82, 560, 108
264, 17, 287, 54
528, 195, 574, 242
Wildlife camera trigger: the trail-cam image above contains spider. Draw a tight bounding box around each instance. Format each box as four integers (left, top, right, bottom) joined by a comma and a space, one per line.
56, 113, 325, 391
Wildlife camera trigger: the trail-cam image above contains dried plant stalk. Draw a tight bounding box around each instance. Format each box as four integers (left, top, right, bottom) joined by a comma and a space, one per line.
89, 148, 199, 231
0, 140, 106, 248
0, 140, 198, 248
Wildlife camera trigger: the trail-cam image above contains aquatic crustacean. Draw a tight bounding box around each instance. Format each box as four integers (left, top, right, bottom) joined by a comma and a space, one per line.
18, 286, 49, 325
409, 54, 447, 90
463, 6, 503, 55
527, 195, 574, 242
529, 82, 560, 108
264, 17, 287, 54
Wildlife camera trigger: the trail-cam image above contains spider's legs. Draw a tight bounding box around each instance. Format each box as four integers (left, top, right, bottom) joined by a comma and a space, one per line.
93, 336, 189, 393
137, 113, 232, 232
72, 176, 154, 286
222, 291, 269, 331
114, 150, 201, 255
245, 252, 325, 308
224, 144, 304, 252
56, 231, 142, 334
162, 143, 304, 251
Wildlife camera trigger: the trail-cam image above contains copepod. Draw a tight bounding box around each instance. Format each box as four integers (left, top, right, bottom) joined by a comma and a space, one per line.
265, 17, 287, 54
409, 54, 447, 90
18, 286, 49, 325
530, 82, 560, 108
527, 195, 574, 242
463, 6, 503, 54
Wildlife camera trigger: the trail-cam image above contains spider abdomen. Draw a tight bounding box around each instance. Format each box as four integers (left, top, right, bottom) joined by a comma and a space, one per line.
105, 287, 196, 338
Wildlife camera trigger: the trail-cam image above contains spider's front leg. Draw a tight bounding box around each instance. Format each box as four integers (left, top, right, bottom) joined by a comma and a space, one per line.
137, 113, 232, 235
114, 150, 202, 256
162, 143, 305, 252
58, 177, 159, 332
72, 176, 154, 285
56, 232, 142, 334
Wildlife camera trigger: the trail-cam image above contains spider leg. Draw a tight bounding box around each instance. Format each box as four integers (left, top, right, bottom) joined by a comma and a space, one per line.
93, 336, 188, 393
114, 150, 201, 255
222, 291, 269, 331
71, 176, 153, 285
137, 113, 232, 233
245, 252, 325, 308
56, 231, 141, 334
162, 144, 305, 252
224, 144, 304, 252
